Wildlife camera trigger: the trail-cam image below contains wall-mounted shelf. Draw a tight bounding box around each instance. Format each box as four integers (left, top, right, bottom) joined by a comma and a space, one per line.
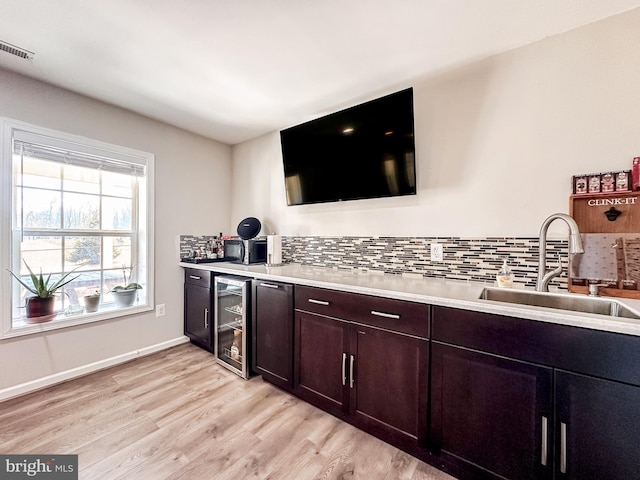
569, 192, 640, 299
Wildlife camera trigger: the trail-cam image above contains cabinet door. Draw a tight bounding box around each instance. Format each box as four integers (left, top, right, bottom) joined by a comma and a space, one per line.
252, 280, 294, 389
349, 324, 428, 452
184, 284, 212, 351
555, 370, 640, 479
431, 343, 553, 480
294, 311, 350, 417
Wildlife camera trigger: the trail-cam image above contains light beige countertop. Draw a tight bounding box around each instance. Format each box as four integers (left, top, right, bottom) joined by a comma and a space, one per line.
180, 261, 640, 337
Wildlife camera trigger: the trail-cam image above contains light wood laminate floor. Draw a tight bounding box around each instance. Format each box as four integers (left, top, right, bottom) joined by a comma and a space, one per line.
0, 343, 456, 480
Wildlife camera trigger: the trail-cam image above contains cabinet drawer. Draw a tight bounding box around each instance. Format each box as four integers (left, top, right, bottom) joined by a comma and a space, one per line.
184, 268, 213, 288
295, 285, 429, 338
432, 305, 640, 387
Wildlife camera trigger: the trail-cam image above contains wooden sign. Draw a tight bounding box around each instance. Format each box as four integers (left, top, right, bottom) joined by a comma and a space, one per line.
569, 192, 640, 299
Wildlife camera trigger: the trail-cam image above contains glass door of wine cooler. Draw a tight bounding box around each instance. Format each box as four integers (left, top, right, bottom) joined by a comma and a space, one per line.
214, 276, 249, 378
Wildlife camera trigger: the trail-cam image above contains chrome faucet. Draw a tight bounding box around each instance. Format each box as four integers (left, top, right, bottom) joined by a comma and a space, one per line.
536, 213, 584, 292
588, 283, 608, 297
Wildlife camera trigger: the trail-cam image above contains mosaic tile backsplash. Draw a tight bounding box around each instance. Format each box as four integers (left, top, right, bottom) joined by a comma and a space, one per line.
181, 235, 569, 289
180, 235, 218, 259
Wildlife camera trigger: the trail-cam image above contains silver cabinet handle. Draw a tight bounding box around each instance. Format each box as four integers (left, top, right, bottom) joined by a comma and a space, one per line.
189, 275, 201, 280
560, 422, 567, 474
260, 282, 280, 289
370, 310, 400, 319
349, 355, 355, 389
204, 308, 209, 329
541, 416, 548, 466
308, 298, 330, 306
342, 353, 347, 386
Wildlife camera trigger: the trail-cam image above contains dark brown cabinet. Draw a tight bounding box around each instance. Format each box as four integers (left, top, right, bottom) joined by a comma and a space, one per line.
184, 265, 640, 480
184, 268, 214, 351
295, 310, 349, 414
294, 285, 429, 454
432, 305, 640, 480
251, 280, 294, 390
555, 370, 640, 479
431, 343, 553, 480
349, 323, 428, 450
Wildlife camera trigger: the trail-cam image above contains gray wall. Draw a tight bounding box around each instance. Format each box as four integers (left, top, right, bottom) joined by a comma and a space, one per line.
0, 68, 232, 394
230, 8, 640, 239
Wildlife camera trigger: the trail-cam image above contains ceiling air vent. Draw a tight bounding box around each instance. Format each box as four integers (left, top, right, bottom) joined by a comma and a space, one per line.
0, 40, 34, 60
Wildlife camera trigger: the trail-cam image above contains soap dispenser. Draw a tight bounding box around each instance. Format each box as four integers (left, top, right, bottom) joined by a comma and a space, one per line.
496, 259, 514, 288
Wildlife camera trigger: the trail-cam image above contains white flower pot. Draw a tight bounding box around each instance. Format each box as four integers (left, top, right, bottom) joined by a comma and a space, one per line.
113, 289, 137, 308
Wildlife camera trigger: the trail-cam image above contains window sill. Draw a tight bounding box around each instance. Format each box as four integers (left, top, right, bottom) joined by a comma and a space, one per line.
2, 303, 153, 339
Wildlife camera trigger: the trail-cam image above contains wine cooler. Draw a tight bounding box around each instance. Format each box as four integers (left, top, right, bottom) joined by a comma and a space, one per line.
214, 276, 251, 378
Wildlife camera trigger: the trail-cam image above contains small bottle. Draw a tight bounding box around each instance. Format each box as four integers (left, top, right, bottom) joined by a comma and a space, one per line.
633, 157, 640, 191
217, 232, 225, 259
208, 238, 216, 258
230, 330, 241, 360
496, 260, 514, 288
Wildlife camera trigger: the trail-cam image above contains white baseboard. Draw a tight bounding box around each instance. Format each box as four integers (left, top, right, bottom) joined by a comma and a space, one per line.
0, 336, 190, 402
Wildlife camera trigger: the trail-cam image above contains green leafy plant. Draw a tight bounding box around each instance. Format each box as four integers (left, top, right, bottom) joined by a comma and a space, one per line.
8, 261, 81, 298
112, 283, 142, 291
85, 288, 102, 298
111, 264, 142, 292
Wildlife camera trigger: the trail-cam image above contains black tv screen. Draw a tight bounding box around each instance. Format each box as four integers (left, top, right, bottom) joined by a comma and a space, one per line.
280, 88, 416, 206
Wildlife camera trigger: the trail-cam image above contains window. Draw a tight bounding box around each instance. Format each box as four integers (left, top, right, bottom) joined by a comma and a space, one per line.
1, 119, 154, 338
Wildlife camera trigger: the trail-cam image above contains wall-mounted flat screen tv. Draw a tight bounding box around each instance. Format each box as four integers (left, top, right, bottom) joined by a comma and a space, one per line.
280, 88, 416, 206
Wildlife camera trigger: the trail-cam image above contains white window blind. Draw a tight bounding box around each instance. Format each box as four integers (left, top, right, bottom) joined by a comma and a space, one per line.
13, 129, 146, 176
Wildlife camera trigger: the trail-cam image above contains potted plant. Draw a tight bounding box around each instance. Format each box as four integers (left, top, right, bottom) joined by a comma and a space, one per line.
83, 288, 101, 313
111, 264, 142, 308
8, 261, 81, 323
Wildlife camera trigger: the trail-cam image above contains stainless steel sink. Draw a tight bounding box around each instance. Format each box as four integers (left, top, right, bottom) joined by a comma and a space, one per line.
479, 288, 640, 319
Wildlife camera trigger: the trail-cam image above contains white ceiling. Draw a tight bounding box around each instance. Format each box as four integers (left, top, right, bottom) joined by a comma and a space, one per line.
1, 0, 640, 145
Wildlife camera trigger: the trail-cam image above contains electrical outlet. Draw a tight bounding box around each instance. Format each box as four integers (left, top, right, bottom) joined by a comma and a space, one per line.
430, 243, 443, 262
156, 304, 166, 317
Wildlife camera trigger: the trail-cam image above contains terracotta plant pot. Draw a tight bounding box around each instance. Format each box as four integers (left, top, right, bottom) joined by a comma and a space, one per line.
25, 296, 56, 322
113, 289, 137, 308
84, 294, 101, 313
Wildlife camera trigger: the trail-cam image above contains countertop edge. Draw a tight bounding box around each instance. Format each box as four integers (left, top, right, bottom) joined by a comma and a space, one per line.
179, 262, 640, 337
